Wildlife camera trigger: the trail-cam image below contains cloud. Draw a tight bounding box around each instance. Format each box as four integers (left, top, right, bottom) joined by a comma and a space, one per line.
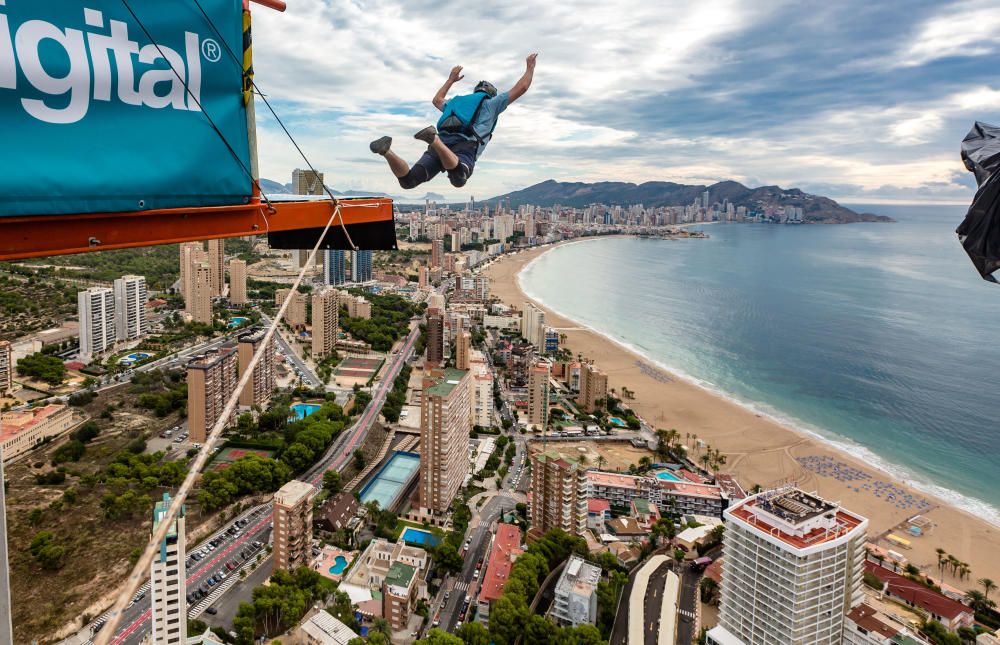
896, 0, 1000, 67
245, 0, 993, 203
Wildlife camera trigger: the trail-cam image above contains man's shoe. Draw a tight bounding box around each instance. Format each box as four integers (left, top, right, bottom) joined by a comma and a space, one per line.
369, 136, 392, 155
414, 126, 437, 145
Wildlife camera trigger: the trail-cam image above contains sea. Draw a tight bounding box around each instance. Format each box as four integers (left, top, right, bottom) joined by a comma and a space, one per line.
518, 204, 1000, 525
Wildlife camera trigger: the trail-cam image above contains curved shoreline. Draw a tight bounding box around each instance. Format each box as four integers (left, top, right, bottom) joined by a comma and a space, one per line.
484, 239, 1000, 585
517, 239, 1000, 528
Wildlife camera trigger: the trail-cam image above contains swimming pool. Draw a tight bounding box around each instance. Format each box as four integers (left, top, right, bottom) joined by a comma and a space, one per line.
359, 451, 421, 510
228, 316, 249, 328
401, 527, 441, 547
609, 416, 627, 427
118, 352, 152, 366
655, 470, 682, 482
328, 555, 349, 575
291, 403, 322, 420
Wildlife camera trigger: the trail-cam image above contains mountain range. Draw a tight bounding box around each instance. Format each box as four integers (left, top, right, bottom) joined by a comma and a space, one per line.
483, 179, 893, 224
258, 178, 441, 202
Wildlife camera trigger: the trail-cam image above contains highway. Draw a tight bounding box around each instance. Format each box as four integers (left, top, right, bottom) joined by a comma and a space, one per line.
434, 492, 517, 632
303, 323, 420, 485
260, 313, 322, 388
77, 505, 272, 645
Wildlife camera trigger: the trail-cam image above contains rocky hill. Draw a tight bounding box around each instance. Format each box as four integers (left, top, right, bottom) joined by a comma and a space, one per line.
484, 179, 892, 223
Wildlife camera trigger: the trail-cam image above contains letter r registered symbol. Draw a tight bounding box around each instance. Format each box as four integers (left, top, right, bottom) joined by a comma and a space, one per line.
201, 38, 221, 62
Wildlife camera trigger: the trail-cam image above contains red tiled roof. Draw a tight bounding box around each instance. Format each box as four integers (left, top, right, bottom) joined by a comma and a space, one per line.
846, 603, 899, 639
865, 563, 971, 621
479, 524, 523, 604
588, 499, 611, 514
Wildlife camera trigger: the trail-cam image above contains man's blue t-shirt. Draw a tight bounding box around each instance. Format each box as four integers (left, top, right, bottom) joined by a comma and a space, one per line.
442, 91, 509, 158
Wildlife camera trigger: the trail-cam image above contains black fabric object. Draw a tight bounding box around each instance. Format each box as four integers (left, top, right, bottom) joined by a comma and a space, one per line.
268, 218, 398, 251
957, 121, 1000, 282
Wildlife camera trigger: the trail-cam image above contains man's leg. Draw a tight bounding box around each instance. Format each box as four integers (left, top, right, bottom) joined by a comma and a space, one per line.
370, 136, 412, 178
415, 126, 459, 170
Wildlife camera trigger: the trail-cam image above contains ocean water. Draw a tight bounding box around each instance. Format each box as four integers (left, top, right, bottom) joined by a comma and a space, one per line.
519, 205, 1000, 524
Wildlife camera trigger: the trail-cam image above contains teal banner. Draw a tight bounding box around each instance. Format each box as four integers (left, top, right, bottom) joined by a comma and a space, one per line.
0, 0, 251, 216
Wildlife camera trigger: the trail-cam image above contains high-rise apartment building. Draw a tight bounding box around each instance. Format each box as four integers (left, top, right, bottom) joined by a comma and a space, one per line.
275, 288, 307, 328
0, 341, 13, 395
311, 288, 339, 359
292, 168, 325, 195
78, 287, 115, 361
418, 265, 428, 289
191, 261, 214, 324
113, 275, 148, 342
431, 239, 443, 268
469, 351, 494, 428
455, 331, 471, 370
351, 249, 373, 283
707, 487, 869, 645
229, 259, 247, 305
186, 347, 238, 443
419, 368, 471, 515
578, 362, 608, 413
426, 294, 445, 367
178, 242, 204, 305
323, 249, 346, 285
527, 362, 550, 428
237, 329, 275, 409
273, 480, 316, 572
207, 238, 225, 297
521, 302, 546, 347
0, 446, 12, 645
529, 450, 587, 539
150, 493, 186, 645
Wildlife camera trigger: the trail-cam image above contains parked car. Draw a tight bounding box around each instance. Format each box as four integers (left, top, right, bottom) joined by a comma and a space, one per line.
206, 607, 218, 615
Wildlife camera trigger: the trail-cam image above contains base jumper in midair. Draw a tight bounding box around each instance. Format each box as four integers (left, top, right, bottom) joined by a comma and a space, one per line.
370, 54, 537, 189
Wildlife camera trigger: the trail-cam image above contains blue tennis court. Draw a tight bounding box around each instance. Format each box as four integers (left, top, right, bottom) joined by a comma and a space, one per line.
359, 451, 420, 510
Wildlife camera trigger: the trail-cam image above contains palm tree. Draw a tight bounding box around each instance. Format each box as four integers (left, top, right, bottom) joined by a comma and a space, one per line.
980, 578, 997, 601
947, 554, 960, 577
596, 454, 606, 471
935, 548, 946, 575
965, 590, 995, 614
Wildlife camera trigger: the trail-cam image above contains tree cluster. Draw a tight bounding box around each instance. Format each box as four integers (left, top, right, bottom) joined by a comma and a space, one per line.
17, 352, 66, 385
339, 291, 418, 352
381, 364, 412, 423
232, 567, 338, 643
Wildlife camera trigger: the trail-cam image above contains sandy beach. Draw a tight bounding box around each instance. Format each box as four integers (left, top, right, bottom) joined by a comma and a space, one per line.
484, 241, 1000, 585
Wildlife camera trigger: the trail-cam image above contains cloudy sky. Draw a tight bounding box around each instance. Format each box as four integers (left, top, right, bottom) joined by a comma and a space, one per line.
249, 0, 999, 204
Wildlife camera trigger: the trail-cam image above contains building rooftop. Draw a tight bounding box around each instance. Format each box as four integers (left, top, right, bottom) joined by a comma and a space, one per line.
846, 603, 900, 640
275, 480, 316, 507
0, 404, 69, 441
632, 498, 652, 514
587, 470, 644, 489
479, 524, 523, 604
385, 561, 416, 590
153, 492, 181, 539
659, 480, 725, 499
299, 609, 360, 645
588, 499, 611, 514
556, 556, 601, 599
424, 367, 469, 397
729, 487, 866, 550
714, 473, 746, 499
536, 449, 581, 468
865, 562, 972, 621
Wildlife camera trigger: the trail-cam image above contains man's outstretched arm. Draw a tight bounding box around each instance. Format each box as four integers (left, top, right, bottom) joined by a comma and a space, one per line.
507, 53, 537, 104
433, 66, 464, 111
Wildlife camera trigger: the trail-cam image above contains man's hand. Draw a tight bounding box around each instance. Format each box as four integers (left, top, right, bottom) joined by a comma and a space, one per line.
449, 65, 465, 83
526, 53, 538, 70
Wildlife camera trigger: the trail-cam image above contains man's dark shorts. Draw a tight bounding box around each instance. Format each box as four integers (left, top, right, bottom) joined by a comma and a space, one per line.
398, 135, 478, 190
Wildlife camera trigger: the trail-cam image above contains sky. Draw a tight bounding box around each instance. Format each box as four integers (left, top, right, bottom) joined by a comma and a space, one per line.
249, 0, 1000, 204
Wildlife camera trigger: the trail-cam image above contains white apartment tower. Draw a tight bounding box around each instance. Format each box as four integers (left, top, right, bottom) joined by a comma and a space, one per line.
150, 493, 186, 645
78, 287, 115, 361
114, 275, 148, 342
521, 301, 545, 347
707, 487, 869, 645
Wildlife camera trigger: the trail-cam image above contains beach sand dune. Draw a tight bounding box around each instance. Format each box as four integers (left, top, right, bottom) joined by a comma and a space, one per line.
485, 243, 1000, 585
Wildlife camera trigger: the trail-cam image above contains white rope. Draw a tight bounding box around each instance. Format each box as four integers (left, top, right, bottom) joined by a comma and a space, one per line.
93, 202, 344, 645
